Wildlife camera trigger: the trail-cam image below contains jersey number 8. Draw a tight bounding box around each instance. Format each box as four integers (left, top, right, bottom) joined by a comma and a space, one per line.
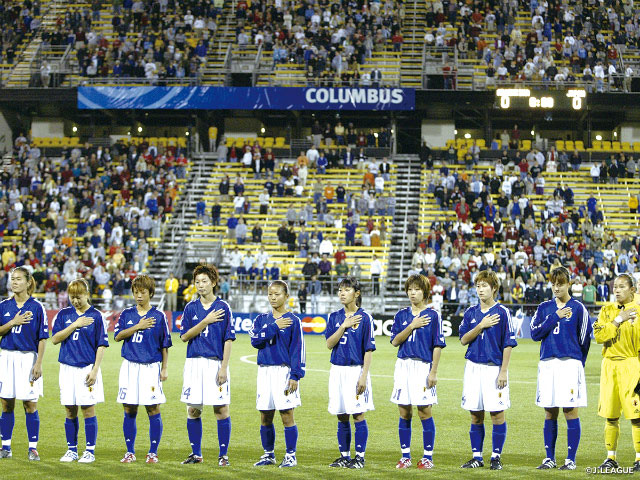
132, 331, 144, 343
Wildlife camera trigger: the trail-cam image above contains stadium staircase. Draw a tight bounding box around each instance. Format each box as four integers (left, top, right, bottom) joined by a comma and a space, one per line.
5, 0, 68, 87
148, 153, 218, 307
385, 154, 421, 307
201, 0, 236, 86
401, 0, 427, 88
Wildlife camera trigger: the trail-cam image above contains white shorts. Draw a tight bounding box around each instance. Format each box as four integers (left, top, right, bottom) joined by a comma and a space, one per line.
256, 365, 301, 411
181, 357, 230, 407
536, 357, 587, 408
59, 364, 104, 406
461, 360, 510, 412
328, 365, 374, 415
117, 359, 166, 406
0, 350, 43, 401
390, 358, 437, 406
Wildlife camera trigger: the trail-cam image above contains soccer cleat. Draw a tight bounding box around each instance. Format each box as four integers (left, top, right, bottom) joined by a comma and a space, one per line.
182, 453, 204, 464
78, 451, 95, 463
396, 457, 412, 469
60, 450, 78, 462
28, 449, 40, 461
254, 453, 276, 466
146, 452, 159, 463
278, 453, 297, 468
634, 461, 640, 472
347, 455, 365, 469
490, 456, 503, 470
120, 452, 136, 463
461, 457, 484, 468
599, 458, 619, 470
0, 449, 12, 459
417, 458, 434, 469
218, 455, 230, 466
329, 456, 351, 468
558, 459, 576, 471
536, 457, 556, 469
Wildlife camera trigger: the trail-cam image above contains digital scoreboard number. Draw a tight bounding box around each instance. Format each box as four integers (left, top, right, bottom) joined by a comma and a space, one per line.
496, 89, 586, 110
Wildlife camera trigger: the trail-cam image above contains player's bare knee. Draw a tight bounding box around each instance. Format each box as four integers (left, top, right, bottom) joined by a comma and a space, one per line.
124, 404, 138, 416
0, 398, 14, 412
23, 401, 37, 413
545, 407, 559, 420
337, 414, 350, 423
145, 404, 160, 416
417, 405, 432, 420
352, 413, 365, 422
398, 405, 412, 420
65, 405, 79, 418
81, 405, 95, 418
563, 407, 578, 419
187, 405, 202, 418
489, 410, 505, 424
470, 411, 484, 424
279, 409, 295, 426
214, 405, 229, 420
260, 410, 275, 425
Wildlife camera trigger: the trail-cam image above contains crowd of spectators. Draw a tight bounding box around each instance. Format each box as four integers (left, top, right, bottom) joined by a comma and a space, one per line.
43, 0, 221, 81
428, 0, 637, 91
0, 133, 190, 309
411, 136, 640, 315
0, 0, 42, 66
236, 0, 403, 86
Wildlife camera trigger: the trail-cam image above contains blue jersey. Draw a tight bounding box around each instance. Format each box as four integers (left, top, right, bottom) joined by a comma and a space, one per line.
459, 303, 517, 365
179, 297, 235, 359
325, 307, 376, 366
0, 297, 48, 352
250, 311, 306, 381
530, 297, 592, 365
114, 306, 172, 364
52, 306, 109, 367
391, 307, 446, 363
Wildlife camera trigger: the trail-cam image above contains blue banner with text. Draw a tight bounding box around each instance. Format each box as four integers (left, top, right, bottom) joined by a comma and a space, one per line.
77, 86, 415, 110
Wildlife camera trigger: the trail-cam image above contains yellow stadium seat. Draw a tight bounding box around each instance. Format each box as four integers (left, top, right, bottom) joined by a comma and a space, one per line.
148, 137, 159, 147
41, 138, 53, 147
574, 140, 584, 151
226, 137, 234, 147
157, 137, 168, 147
521, 139, 531, 150
167, 137, 178, 146
634, 142, 640, 152
234, 137, 244, 147
177, 137, 187, 148
264, 137, 274, 148
477, 139, 485, 148
622, 142, 631, 151
592, 140, 602, 150
257, 137, 265, 146
274, 137, 286, 147
446, 139, 455, 148
565, 140, 574, 150
32, 138, 44, 147
556, 140, 565, 150
465, 139, 474, 147
602, 141, 612, 151
612, 141, 621, 151
456, 138, 466, 148
60, 137, 72, 147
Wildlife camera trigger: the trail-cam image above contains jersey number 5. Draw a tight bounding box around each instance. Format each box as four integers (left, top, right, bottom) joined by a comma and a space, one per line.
340, 333, 348, 345
132, 331, 144, 343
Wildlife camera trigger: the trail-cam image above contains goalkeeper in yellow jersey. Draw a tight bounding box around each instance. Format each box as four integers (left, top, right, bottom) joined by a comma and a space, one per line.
593, 273, 640, 471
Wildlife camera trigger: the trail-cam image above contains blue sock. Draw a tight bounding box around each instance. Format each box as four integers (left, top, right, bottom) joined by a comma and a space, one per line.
354, 420, 368, 457
566, 418, 581, 462
85, 416, 97, 451
0, 411, 14, 449
543, 419, 558, 461
469, 424, 485, 459
337, 421, 351, 457
148, 413, 162, 455
398, 418, 411, 458
284, 425, 298, 454
260, 424, 275, 454
217, 417, 231, 457
492, 422, 507, 457
25, 411, 39, 449
187, 418, 203, 457
123, 412, 137, 454
64, 418, 78, 452
422, 417, 436, 460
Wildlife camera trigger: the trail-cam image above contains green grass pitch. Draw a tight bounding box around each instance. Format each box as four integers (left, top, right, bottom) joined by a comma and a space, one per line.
0, 334, 625, 478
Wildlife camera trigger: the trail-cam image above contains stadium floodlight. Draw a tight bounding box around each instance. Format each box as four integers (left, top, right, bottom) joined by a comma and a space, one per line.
72, 126, 77, 133
464, 133, 471, 139
595, 134, 602, 141
137, 126, 143, 133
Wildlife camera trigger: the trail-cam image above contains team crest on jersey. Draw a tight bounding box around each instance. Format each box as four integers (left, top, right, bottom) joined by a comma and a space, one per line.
571, 389, 574, 395
30, 381, 34, 387
219, 386, 223, 392
88, 387, 93, 392
498, 392, 502, 398
355, 395, 359, 400
151, 386, 155, 392
424, 387, 427, 392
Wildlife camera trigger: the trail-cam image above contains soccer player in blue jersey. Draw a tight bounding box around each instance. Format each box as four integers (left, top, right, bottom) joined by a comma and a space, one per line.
52, 279, 109, 464
0, 267, 48, 461
459, 270, 517, 470
179, 264, 235, 466
325, 277, 376, 469
114, 274, 172, 464
250, 280, 305, 468
531, 266, 592, 470
390, 274, 446, 470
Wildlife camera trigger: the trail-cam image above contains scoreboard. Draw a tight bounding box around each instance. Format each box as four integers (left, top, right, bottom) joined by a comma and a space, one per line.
496, 88, 587, 110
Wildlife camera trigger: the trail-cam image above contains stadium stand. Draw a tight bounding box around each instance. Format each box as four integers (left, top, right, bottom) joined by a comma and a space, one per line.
1, 132, 191, 308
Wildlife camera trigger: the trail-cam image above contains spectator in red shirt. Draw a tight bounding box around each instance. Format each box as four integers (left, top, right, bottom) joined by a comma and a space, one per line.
483, 221, 495, 247
455, 197, 470, 221
518, 158, 529, 179
334, 247, 346, 265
